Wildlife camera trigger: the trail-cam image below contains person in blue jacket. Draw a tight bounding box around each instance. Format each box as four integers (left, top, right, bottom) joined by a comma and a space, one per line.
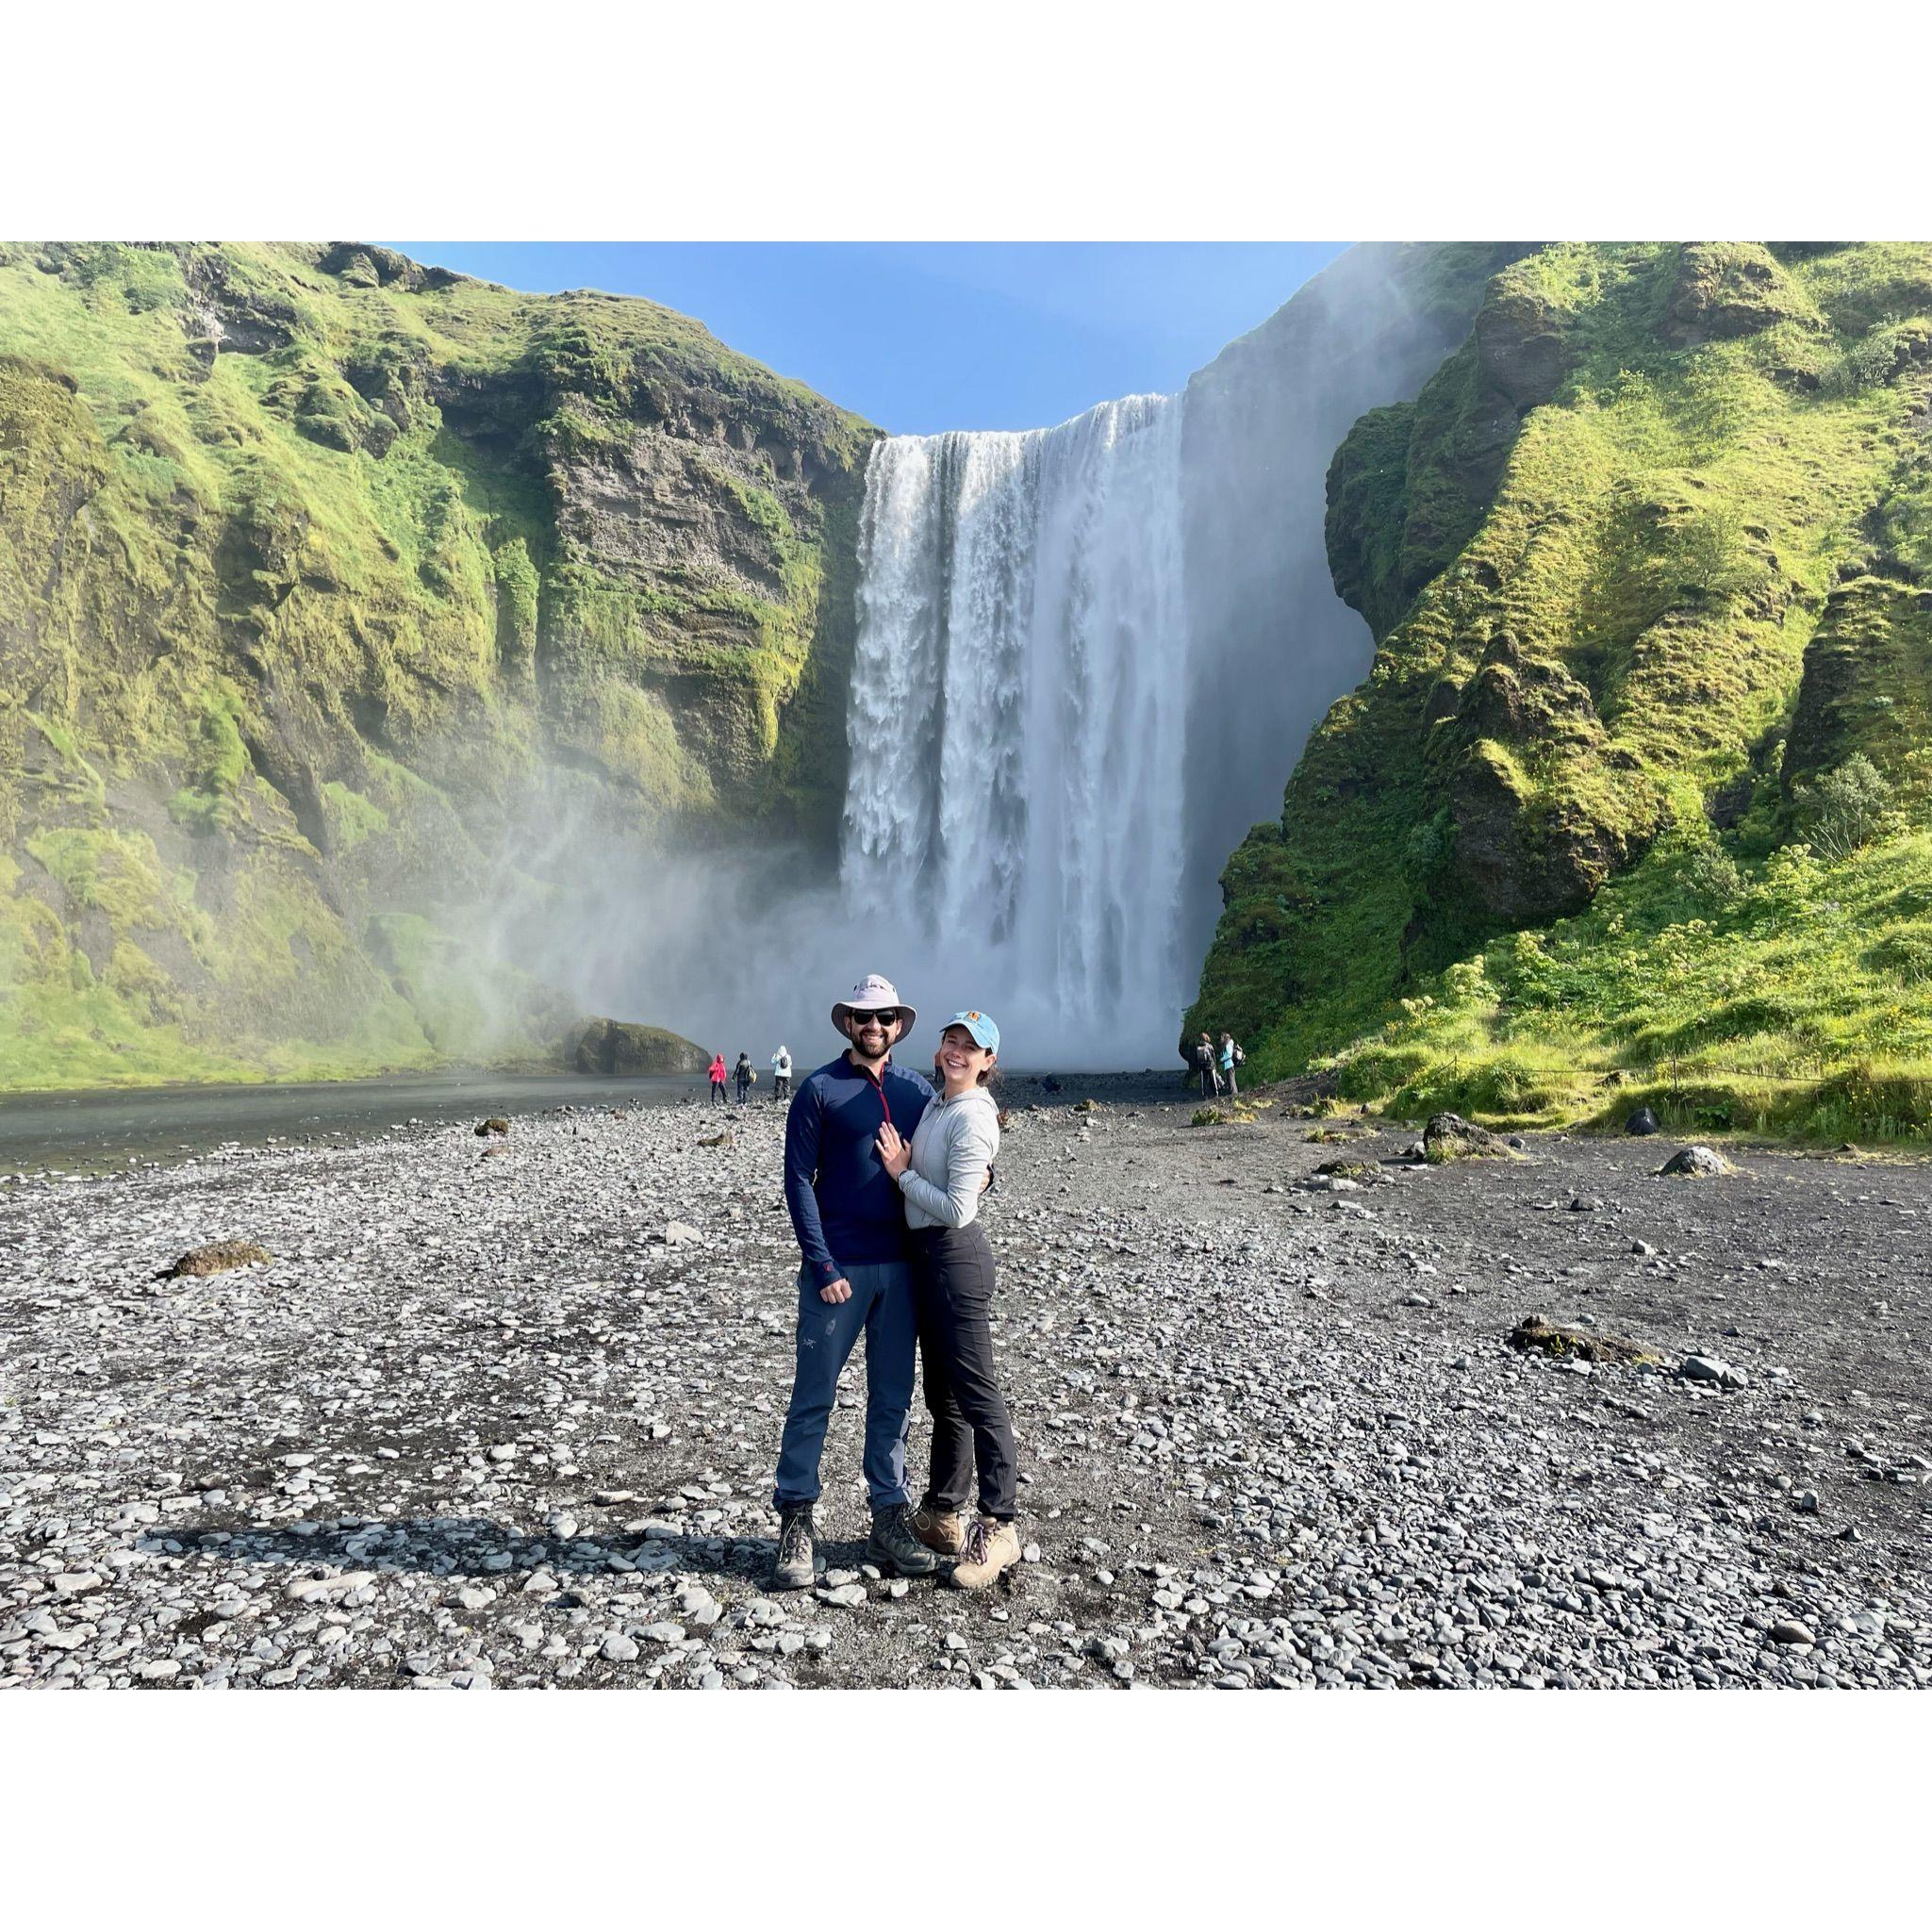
769, 974, 948, 1587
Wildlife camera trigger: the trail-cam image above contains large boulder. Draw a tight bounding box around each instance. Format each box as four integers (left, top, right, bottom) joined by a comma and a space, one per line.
574, 1018, 708, 1078
1658, 1144, 1732, 1178
1662, 243, 1809, 347
1423, 1112, 1517, 1162
167, 1240, 273, 1279
1679, 1353, 1748, 1389
1509, 1313, 1660, 1367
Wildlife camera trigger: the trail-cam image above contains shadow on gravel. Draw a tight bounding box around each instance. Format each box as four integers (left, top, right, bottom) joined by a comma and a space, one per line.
147, 1518, 838, 1589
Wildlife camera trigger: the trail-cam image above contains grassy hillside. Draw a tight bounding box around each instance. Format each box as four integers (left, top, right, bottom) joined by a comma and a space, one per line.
0, 242, 876, 1089
1189, 241, 1932, 1142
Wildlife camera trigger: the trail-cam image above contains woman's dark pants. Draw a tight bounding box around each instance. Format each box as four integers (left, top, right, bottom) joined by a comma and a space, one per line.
911, 1222, 1016, 1521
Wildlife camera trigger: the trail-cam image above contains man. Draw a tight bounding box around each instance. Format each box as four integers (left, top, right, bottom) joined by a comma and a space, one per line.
769, 975, 944, 1587
770, 1043, 792, 1102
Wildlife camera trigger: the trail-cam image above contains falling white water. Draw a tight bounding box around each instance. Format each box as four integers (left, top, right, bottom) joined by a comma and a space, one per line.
840, 394, 1190, 1061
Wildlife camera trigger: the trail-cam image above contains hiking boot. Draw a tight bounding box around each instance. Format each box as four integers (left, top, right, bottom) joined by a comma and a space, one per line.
771, 1503, 816, 1590
911, 1503, 966, 1557
949, 1516, 1022, 1592
867, 1501, 941, 1577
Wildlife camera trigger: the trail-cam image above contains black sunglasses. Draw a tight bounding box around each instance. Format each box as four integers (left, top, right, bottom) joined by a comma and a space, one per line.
850, 1008, 901, 1029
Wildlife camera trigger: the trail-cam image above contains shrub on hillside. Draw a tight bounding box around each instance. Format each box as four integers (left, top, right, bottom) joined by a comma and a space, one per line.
1335, 1043, 1431, 1100
1811, 1063, 1932, 1139
1702, 991, 1808, 1040
1401, 809, 1450, 883
1441, 956, 1500, 1009
1681, 841, 1746, 909
1866, 924, 1932, 984
1674, 506, 1760, 605
1818, 318, 1930, 398
1794, 753, 1894, 860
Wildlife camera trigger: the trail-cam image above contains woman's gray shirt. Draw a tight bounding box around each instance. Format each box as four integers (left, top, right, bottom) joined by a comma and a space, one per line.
897, 1086, 1000, 1230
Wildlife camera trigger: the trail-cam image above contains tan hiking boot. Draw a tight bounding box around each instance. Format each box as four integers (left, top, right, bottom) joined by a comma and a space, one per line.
949, 1516, 1021, 1591
912, 1504, 965, 1557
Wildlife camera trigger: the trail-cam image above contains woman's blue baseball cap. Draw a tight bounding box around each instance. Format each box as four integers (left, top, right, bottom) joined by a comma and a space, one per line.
945, 1010, 1000, 1055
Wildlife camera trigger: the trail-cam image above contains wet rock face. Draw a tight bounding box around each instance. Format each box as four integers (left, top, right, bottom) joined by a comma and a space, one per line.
1449, 741, 1643, 925
1454, 632, 1596, 741
1475, 289, 1575, 415
1177, 243, 1534, 946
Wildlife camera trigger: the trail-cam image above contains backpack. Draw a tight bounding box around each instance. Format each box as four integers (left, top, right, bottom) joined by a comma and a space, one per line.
1232, 1043, 1245, 1066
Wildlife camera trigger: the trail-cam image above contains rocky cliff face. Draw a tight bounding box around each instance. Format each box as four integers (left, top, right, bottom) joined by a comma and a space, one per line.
1177, 243, 1533, 945
1189, 241, 1932, 1131
0, 242, 876, 1087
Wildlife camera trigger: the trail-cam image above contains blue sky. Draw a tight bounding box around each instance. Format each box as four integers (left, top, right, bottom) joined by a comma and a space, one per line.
388, 242, 1347, 436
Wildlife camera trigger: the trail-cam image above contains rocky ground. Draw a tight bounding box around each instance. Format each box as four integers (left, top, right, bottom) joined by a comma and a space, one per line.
3, 1077, 1928, 1690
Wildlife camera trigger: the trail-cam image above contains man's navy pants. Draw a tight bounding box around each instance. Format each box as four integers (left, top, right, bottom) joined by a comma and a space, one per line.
772, 1258, 916, 1511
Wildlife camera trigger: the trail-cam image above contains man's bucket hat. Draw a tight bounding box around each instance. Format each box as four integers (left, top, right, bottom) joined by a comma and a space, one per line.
832, 973, 916, 1034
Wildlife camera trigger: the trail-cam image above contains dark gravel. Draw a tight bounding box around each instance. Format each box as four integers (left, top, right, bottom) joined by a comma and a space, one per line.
3, 1077, 1927, 1689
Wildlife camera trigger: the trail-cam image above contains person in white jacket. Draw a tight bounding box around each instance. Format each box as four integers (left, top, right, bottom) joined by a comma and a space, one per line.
874, 1009, 1020, 1591
770, 1044, 792, 1102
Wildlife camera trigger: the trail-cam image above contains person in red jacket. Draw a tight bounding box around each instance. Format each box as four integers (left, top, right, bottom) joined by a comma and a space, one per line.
707, 1052, 728, 1105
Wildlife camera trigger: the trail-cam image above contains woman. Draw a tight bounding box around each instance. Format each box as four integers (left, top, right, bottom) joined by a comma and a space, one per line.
707, 1051, 728, 1106
770, 1043, 792, 1101
734, 1050, 754, 1103
875, 1010, 1020, 1591
1219, 1031, 1239, 1100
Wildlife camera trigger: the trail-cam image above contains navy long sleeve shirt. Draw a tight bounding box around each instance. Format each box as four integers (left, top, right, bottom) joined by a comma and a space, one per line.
784, 1053, 934, 1285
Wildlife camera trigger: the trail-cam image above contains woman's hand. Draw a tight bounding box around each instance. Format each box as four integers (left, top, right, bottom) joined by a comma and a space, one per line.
876, 1121, 911, 1178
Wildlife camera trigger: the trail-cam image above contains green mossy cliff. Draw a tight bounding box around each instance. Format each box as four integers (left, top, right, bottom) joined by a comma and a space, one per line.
1190, 241, 1932, 1139
0, 242, 876, 1089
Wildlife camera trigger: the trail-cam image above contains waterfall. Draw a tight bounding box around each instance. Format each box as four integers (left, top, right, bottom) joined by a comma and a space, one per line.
840, 394, 1190, 1060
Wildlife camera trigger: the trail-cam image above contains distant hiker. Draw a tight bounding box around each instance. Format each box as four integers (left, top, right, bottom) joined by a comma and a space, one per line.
769, 974, 944, 1589
735, 1051, 754, 1103
707, 1052, 728, 1105
1192, 1032, 1220, 1100
1219, 1032, 1242, 1100
771, 1044, 793, 1101
877, 1009, 1021, 1591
